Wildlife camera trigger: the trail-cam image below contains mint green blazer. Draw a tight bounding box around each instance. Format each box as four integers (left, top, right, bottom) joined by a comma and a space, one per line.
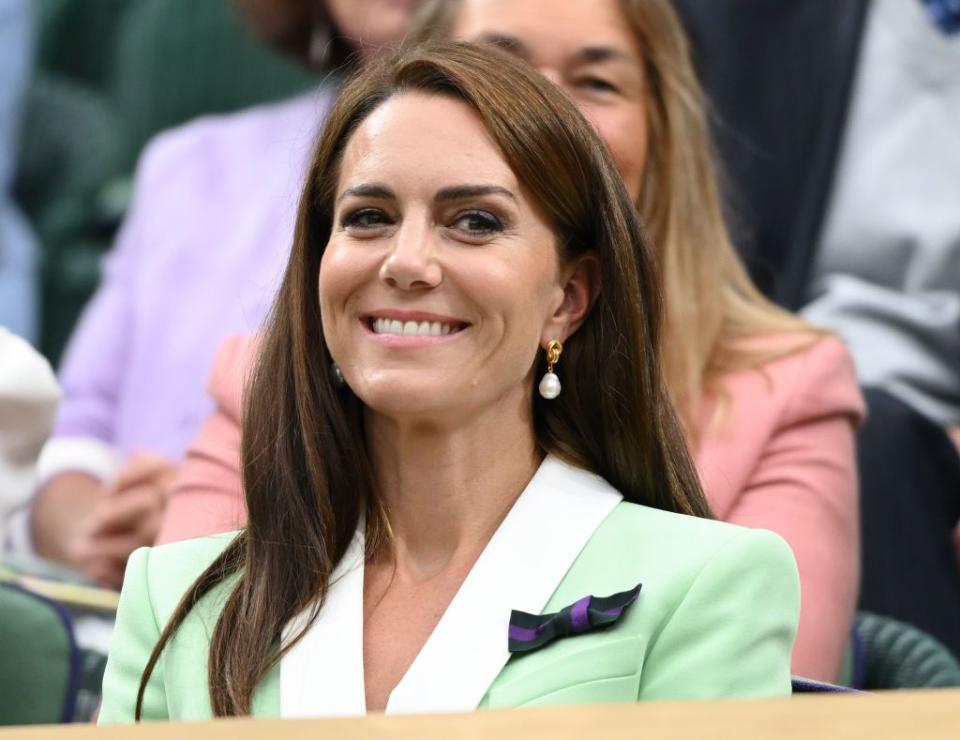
99, 459, 800, 722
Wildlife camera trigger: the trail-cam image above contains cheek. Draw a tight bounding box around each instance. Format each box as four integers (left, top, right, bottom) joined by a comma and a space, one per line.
449, 247, 559, 359
318, 244, 345, 308
318, 242, 370, 337
488, 254, 562, 349
583, 106, 648, 203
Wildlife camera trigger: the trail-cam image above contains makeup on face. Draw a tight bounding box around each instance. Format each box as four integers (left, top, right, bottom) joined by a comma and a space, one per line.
318, 93, 566, 420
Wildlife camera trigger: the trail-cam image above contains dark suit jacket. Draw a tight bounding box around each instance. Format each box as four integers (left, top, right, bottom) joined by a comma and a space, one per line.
672, 0, 870, 309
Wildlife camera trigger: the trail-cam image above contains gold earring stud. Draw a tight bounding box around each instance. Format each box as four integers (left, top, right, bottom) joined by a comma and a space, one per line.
538, 340, 563, 399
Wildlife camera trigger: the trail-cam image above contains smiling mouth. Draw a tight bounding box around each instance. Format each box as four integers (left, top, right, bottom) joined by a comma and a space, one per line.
367, 317, 469, 338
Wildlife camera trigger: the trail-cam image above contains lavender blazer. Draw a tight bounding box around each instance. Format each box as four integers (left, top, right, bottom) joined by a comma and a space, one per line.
37, 89, 334, 485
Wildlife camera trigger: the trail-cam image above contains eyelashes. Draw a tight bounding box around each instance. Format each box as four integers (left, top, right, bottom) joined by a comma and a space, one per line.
450, 210, 505, 235
340, 207, 391, 230
338, 207, 508, 241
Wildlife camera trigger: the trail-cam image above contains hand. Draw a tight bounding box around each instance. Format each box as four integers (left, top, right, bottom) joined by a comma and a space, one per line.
66, 453, 175, 589
112, 451, 177, 498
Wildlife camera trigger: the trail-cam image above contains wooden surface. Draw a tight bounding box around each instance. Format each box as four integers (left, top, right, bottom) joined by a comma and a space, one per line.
2, 690, 959, 739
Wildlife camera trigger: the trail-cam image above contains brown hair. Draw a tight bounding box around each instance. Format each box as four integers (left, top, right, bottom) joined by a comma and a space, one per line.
135, 41, 708, 718
410, 0, 820, 433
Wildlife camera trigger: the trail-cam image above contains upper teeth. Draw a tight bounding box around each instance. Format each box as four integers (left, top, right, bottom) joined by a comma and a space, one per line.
372, 318, 456, 336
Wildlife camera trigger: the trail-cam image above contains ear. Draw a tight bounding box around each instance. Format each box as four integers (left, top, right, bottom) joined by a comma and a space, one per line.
541, 253, 601, 346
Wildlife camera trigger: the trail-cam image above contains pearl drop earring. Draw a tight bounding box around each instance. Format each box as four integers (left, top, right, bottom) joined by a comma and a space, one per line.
538, 340, 563, 399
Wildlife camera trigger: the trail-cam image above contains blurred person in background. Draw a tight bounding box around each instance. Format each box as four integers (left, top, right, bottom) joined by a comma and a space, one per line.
159, 0, 863, 683
0, 0, 38, 343
0, 327, 59, 556
672, 0, 960, 657
26, 0, 423, 589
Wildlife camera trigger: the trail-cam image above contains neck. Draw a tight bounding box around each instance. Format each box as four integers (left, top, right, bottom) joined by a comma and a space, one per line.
365, 392, 542, 580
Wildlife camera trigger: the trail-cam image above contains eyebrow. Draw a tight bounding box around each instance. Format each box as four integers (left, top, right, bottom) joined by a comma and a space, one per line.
475, 33, 531, 59
575, 45, 634, 64
337, 183, 394, 202
475, 33, 634, 66
435, 184, 516, 203
338, 183, 516, 204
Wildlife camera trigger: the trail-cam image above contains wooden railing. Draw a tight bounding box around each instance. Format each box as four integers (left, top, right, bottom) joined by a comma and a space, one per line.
2, 690, 959, 739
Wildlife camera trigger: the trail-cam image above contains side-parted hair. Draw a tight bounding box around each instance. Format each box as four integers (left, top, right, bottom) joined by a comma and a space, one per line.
135, 42, 709, 718
410, 0, 820, 431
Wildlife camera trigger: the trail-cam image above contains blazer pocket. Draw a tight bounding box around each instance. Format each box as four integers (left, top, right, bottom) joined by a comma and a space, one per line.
487, 636, 643, 708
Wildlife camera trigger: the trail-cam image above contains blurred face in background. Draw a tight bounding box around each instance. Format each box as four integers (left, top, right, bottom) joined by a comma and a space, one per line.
328, 0, 425, 60
452, 0, 648, 202
234, 0, 423, 65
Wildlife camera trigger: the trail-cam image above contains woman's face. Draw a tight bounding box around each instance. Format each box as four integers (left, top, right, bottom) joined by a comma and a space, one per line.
327, 0, 424, 59
320, 93, 587, 423
452, 0, 648, 202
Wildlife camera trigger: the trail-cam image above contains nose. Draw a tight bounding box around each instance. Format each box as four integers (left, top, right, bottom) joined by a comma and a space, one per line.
379, 218, 442, 291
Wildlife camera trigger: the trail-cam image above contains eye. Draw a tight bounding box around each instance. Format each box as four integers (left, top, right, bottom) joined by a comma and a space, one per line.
450, 210, 504, 239
340, 207, 393, 231
577, 76, 618, 94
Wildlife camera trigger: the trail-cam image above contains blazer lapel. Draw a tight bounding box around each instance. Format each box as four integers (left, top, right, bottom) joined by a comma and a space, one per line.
280, 530, 366, 718
385, 455, 622, 714
278, 455, 622, 717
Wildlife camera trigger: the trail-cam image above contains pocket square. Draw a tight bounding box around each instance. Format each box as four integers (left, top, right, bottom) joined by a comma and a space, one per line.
508, 584, 642, 654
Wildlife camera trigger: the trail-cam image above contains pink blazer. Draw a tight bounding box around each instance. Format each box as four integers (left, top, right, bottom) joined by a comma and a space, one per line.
157, 333, 864, 682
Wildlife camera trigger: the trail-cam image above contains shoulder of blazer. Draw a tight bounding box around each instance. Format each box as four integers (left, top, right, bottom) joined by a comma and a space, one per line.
145, 504, 786, 613
488, 502, 798, 706
587, 500, 756, 558
557, 501, 791, 606
141, 532, 240, 624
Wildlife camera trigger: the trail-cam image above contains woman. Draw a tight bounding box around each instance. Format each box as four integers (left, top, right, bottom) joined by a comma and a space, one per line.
159, 0, 862, 682
100, 43, 799, 721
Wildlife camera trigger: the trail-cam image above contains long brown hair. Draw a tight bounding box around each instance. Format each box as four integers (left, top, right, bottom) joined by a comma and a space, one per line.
135, 42, 708, 718
410, 0, 820, 432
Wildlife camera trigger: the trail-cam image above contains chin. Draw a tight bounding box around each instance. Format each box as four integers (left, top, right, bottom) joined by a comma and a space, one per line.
354, 379, 463, 421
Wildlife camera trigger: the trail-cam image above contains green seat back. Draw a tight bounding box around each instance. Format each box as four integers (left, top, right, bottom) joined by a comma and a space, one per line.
0, 584, 79, 725
34, 0, 141, 92
856, 611, 960, 689
14, 73, 129, 364
110, 0, 318, 163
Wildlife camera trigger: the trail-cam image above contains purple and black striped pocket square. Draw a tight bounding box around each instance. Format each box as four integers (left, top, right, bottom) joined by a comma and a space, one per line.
508, 584, 642, 654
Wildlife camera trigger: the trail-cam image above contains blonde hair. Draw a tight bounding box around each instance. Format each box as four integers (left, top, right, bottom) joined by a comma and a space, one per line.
409, 0, 821, 432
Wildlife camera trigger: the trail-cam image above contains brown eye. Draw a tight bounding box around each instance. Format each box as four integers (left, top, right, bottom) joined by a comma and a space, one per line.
341, 208, 392, 230
452, 210, 503, 235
